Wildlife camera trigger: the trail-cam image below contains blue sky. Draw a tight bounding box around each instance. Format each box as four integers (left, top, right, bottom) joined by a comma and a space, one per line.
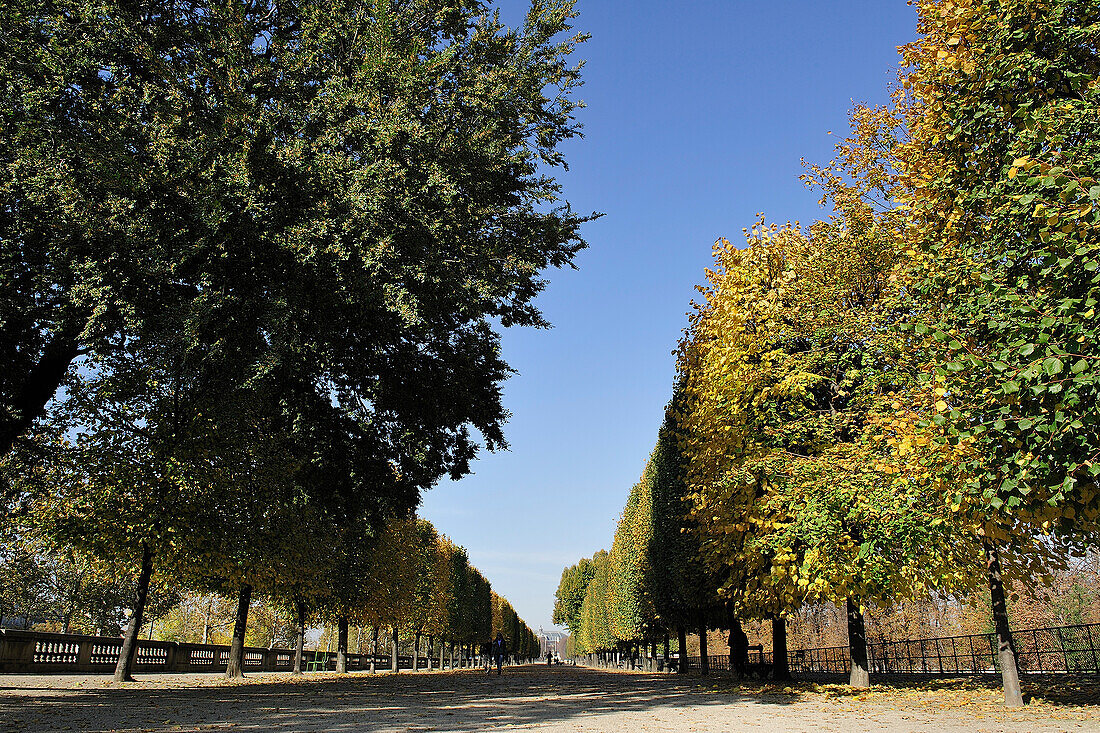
420, 0, 919, 633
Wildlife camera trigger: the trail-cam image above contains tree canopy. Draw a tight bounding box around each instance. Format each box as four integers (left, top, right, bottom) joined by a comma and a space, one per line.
2, 0, 592, 681
554, 0, 1098, 704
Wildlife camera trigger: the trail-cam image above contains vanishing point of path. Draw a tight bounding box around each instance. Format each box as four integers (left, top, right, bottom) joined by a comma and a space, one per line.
2, 664, 1097, 732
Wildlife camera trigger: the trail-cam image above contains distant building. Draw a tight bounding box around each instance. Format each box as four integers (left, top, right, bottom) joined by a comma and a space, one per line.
538, 626, 569, 658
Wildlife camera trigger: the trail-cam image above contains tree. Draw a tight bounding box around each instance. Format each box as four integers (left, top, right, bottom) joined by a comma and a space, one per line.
558, 399, 725, 669
357, 515, 419, 673
674, 227, 812, 677
1, 0, 596, 468
9, 342, 251, 681
605, 467, 654, 647
0, 519, 173, 636
312, 519, 381, 675
4, 0, 596, 684
213, 381, 427, 678
894, 0, 1100, 706
575, 550, 613, 655
676, 204, 979, 684
646, 398, 722, 668
1, 0, 192, 456
553, 556, 598, 632
0, 522, 52, 629
406, 520, 450, 672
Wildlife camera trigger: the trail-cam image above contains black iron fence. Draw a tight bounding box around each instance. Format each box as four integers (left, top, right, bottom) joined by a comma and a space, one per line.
685, 646, 773, 674
683, 622, 1100, 676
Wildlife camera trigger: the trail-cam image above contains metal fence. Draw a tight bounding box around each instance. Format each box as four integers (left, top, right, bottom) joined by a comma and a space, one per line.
685, 646, 773, 674
684, 622, 1100, 677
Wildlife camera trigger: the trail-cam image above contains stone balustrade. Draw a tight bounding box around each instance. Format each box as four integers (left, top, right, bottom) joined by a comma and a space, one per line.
0, 629, 424, 674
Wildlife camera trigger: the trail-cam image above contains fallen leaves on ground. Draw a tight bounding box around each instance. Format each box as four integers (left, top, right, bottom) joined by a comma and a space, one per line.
703, 673, 1098, 723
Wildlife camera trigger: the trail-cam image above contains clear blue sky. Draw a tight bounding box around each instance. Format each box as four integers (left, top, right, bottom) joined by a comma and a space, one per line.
420, 0, 918, 633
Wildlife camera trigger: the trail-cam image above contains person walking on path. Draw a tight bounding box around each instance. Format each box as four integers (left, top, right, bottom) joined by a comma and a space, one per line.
492, 633, 506, 675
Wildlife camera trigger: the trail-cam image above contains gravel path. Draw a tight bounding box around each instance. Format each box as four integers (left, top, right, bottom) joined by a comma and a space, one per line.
2, 664, 1096, 732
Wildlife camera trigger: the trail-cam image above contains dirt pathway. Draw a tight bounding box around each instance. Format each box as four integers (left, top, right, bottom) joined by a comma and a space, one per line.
1, 664, 1096, 732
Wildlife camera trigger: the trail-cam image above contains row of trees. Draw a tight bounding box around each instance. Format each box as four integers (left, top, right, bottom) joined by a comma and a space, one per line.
1, 526, 180, 636
1, 0, 591, 681
552, 412, 741, 674
332, 515, 541, 672
557, 0, 1098, 706
3, 508, 541, 673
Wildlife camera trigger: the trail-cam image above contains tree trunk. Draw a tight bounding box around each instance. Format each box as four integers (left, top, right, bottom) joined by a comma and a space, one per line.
449, 641, 455, 670
729, 616, 749, 676
336, 615, 349, 673
413, 632, 420, 672
846, 597, 870, 688
985, 540, 1023, 706
664, 630, 671, 672
771, 616, 790, 680
203, 596, 212, 645
225, 583, 253, 678
440, 637, 445, 670
370, 626, 379, 673
113, 541, 153, 682
427, 635, 434, 671
62, 573, 82, 636
355, 626, 362, 654
698, 612, 709, 676
391, 626, 399, 673
0, 319, 83, 456
293, 601, 305, 675
676, 625, 688, 674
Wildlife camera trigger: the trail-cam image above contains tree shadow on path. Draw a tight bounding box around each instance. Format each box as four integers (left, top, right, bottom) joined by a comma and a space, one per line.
0, 665, 795, 732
